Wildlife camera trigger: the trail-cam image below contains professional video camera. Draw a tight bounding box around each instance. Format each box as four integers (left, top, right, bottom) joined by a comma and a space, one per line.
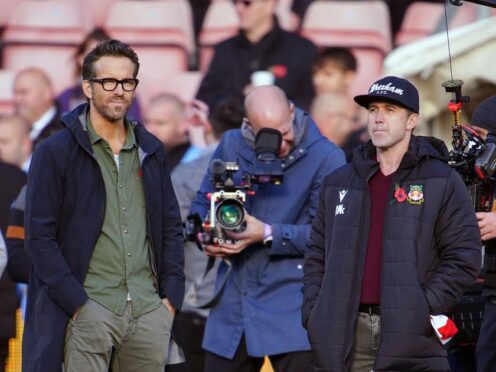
443, 79, 495, 212
186, 128, 283, 247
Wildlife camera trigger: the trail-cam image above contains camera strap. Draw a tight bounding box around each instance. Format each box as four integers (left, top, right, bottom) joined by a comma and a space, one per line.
184, 257, 232, 309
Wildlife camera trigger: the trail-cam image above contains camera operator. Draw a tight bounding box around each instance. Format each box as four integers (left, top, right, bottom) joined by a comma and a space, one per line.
470, 95, 496, 372
189, 85, 345, 371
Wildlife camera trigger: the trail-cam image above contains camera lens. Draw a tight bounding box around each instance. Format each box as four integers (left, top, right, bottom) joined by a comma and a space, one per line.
216, 199, 244, 230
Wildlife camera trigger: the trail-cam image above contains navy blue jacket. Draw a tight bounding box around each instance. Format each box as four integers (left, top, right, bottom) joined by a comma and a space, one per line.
303, 136, 481, 371
23, 104, 185, 372
190, 109, 346, 358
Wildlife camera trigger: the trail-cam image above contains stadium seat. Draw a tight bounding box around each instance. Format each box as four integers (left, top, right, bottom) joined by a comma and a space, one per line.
0, 0, 20, 28
301, 1, 391, 54
395, 2, 480, 47
138, 71, 203, 107
78, 0, 115, 30
0, 70, 16, 116
276, 0, 299, 32
105, 0, 193, 100
2, 1, 86, 94
198, 0, 239, 72
301, 0, 392, 97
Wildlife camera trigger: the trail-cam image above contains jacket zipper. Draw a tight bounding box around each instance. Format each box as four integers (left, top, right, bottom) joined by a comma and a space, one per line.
371, 173, 397, 371
343, 168, 376, 365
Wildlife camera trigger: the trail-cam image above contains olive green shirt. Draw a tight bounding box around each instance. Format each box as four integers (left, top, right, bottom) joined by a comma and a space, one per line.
83, 117, 161, 317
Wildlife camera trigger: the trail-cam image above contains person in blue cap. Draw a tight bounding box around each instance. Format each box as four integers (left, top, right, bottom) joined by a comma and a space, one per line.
303, 76, 482, 372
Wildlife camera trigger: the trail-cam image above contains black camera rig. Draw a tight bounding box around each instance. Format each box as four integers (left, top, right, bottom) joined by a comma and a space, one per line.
186, 128, 284, 248
443, 79, 495, 212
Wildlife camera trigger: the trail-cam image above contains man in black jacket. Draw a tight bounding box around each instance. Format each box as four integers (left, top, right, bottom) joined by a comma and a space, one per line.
469, 95, 496, 372
23, 40, 184, 372
196, 0, 316, 111
302, 76, 481, 371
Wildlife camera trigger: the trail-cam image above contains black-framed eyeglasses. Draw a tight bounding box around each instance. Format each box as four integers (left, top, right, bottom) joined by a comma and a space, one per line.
89, 78, 139, 92
232, 0, 263, 7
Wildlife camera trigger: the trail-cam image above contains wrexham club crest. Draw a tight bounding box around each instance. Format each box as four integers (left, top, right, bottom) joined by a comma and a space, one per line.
392, 183, 424, 205
407, 185, 424, 205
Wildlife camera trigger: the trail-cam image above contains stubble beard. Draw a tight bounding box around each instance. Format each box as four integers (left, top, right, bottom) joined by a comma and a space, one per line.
93, 95, 131, 123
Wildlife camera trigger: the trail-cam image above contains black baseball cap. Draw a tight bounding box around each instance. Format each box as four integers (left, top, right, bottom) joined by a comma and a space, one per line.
354, 76, 419, 114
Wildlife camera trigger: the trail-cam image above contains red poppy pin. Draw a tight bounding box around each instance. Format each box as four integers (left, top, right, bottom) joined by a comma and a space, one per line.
394, 183, 407, 203
270, 64, 287, 79
137, 168, 143, 178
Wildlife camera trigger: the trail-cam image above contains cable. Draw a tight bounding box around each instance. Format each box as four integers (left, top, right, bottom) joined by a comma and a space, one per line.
444, 0, 455, 82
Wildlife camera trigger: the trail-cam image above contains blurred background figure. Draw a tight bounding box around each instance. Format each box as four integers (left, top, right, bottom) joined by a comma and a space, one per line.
57, 28, 142, 122
311, 47, 357, 97
196, 0, 317, 112
171, 97, 244, 372
145, 93, 194, 170
310, 92, 367, 161
13, 67, 62, 148
0, 115, 32, 172
310, 92, 357, 147
145, 93, 208, 170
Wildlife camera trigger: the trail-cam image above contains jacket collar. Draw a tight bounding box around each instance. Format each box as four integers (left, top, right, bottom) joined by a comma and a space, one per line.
351, 135, 450, 179
61, 103, 162, 157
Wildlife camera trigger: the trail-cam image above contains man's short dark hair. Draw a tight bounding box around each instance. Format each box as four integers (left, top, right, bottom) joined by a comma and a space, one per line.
210, 98, 244, 139
313, 47, 357, 72
82, 39, 140, 80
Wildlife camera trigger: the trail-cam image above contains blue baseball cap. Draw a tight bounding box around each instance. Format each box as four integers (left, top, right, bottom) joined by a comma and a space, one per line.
354, 76, 419, 114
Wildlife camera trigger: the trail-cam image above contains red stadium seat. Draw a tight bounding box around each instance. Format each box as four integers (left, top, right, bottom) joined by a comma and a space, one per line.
0, 0, 20, 28
395, 1, 480, 47
276, 0, 299, 32
138, 71, 204, 107
78, 0, 115, 29
301, 0, 392, 97
2, 1, 86, 94
104, 0, 193, 101
0, 70, 16, 116
198, 0, 239, 72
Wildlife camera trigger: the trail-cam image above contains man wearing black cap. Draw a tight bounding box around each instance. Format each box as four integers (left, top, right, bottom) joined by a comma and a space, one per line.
470, 95, 496, 372
302, 76, 482, 371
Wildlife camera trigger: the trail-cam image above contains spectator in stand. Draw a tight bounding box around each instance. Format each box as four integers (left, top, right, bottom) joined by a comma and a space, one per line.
13, 67, 63, 148
196, 0, 317, 111
58, 28, 142, 122
171, 98, 244, 372
311, 47, 357, 97
0, 160, 26, 372
145, 94, 205, 170
310, 92, 358, 149
0, 115, 32, 172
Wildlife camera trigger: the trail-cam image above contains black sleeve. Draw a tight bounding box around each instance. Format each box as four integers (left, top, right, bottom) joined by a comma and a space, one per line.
424, 169, 482, 314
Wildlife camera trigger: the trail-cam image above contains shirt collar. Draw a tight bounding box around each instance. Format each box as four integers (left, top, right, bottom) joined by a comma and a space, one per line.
86, 113, 136, 149
29, 106, 57, 140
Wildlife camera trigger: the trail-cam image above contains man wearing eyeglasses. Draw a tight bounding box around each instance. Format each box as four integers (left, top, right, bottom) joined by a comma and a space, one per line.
23, 39, 185, 372
196, 0, 317, 112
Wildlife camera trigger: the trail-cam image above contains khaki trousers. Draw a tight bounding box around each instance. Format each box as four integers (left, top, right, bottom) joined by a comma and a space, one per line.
64, 299, 173, 372
349, 312, 381, 372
